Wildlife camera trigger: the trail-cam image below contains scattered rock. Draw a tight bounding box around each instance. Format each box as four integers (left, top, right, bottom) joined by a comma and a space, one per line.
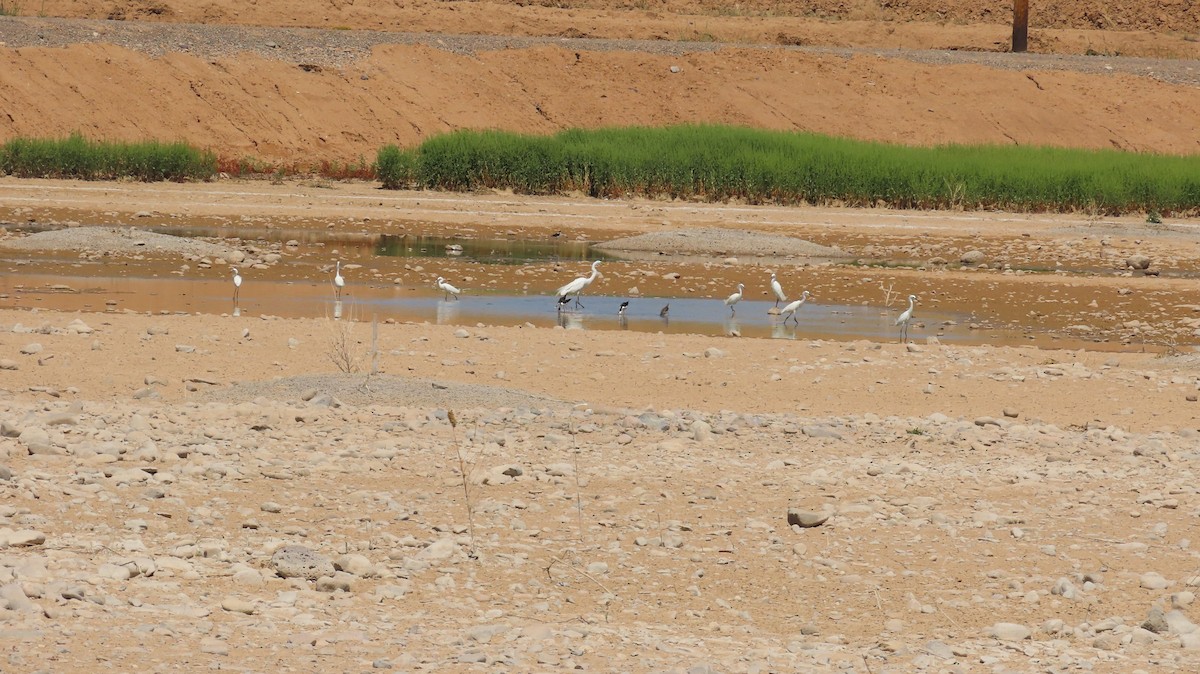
989, 622, 1032, 641
1126, 254, 1152, 270
787, 509, 830, 528
271, 545, 335, 580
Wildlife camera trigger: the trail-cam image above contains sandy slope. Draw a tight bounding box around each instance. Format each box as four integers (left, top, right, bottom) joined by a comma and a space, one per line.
1, 36, 1198, 164
1, 4, 1199, 163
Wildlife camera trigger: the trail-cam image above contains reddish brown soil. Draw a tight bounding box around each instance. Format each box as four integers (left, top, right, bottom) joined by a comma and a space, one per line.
0, 2, 1197, 163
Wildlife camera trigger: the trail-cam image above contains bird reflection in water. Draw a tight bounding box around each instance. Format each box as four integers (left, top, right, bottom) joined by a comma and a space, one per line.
724, 317, 741, 337
771, 321, 797, 340
557, 310, 584, 330
436, 299, 461, 325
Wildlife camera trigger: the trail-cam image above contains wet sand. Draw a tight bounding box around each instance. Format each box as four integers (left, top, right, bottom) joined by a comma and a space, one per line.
3, 178, 1200, 349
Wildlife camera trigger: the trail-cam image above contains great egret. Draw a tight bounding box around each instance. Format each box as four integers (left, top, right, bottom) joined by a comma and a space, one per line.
556, 260, 601, 309
770, 273, 787, 307
724, 283, 744, 315
896, 294, 917, 343
618, 300, 629, 316
779, 290, 811, 325
333, 261, 345, 300
231, 267, 242, 303
436, 276, 461, 301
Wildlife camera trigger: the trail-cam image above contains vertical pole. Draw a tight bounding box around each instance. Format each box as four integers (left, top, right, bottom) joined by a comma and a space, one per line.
1012, 0, 1029, 53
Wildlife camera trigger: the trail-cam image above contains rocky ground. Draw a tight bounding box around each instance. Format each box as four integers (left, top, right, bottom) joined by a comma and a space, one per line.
2, 307, 1200, 672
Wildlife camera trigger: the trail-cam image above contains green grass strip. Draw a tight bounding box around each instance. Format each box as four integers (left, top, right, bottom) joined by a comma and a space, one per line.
1, 133, 217, 182
376, 125, 1200, 215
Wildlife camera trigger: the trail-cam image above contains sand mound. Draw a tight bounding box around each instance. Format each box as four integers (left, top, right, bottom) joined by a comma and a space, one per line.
595, 228, 847, 259
3, 226, 237, 258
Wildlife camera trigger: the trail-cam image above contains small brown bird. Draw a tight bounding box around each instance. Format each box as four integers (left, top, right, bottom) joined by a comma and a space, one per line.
659, 304, 670, 318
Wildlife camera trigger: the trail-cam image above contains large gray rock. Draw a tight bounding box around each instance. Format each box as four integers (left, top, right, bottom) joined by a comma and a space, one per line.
18, 428, 57, 455
787, 509, 830, 528
960, 250, 985, 265
989, 622, 1031, 641
271, 545, 334, 580
1143, 605, 1169, 633
1126, 254, 1152, 270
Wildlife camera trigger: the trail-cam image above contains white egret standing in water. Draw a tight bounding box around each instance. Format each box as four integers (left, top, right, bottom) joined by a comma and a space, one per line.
231, 267, 242, 303
333, 261, 345, 300
556, 260, 601, 309
724, 283, 744, 315
896, 294, 917, 343
770, 273, 787, 308
779, 290, 811, 325
436, 276, 461, 301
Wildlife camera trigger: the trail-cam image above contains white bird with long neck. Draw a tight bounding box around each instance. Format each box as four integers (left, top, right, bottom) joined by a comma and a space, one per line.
770, 273, 787, 307
332, 261, 345, 300
895, 294, 917, 342
556, 260, 601, 309
724, 283, 744, 315
779, 290, 811, 325
230, 267, 242, 303
436, 276, 461, 301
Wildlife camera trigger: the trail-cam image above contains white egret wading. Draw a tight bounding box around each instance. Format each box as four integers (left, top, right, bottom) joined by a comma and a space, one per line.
556, 260, 601, 309
333, 261, 345, 300
231, 267, 242, 303
436, 276, 461, 301
724, 283, 744, 316
779, 290, 811, 325
895, 294, 917, 342
770, 273, 787, 308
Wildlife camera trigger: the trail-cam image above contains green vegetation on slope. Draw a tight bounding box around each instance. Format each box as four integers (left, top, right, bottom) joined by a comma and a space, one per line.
0, 133, 217, 182
376, 125, 1200, 215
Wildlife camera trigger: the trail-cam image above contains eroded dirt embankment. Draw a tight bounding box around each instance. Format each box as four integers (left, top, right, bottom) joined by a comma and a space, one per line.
1, 36, 1198, 164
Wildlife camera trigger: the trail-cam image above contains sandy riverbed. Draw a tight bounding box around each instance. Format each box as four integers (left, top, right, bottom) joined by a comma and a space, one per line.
1, 180, 1200, 674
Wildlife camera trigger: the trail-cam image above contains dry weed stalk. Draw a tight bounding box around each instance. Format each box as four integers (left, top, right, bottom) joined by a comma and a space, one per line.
325, 315, 362, 374
447, 410, 477, 555
545, 554, 615, 623
879, 281, 898, 308
569, 418, 586, 543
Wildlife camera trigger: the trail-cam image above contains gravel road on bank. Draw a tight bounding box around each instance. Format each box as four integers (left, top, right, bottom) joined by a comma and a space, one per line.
1, 15, 1197, 85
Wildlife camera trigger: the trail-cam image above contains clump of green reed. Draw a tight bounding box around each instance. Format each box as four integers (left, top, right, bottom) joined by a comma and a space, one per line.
374, 125, 1200, 216
0, 133, 216, 182
375, 144, 417, 189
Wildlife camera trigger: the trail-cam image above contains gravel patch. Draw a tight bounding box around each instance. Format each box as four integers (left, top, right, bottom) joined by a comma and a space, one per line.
2, 226, 238, 257
202, 372, 570, 409
594, 227, 848, 258
0, 16, 1197, 85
